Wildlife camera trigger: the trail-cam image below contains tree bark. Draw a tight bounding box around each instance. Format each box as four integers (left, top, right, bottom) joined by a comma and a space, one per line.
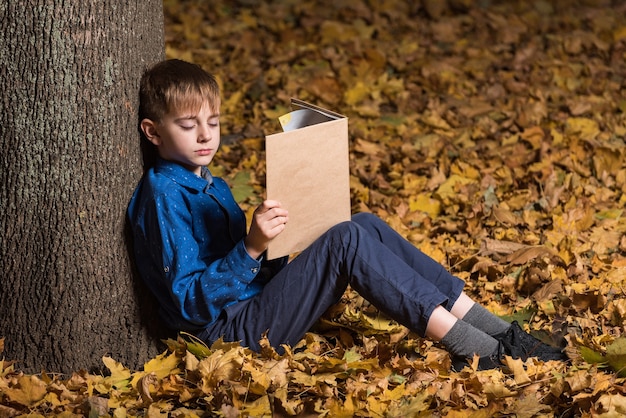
0, 1, 165, 373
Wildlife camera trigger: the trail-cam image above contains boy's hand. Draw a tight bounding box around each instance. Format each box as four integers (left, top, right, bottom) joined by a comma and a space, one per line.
245, 200, 288, 259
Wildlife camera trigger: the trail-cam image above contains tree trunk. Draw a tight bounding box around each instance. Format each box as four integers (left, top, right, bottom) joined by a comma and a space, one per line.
0, 1, 165, 373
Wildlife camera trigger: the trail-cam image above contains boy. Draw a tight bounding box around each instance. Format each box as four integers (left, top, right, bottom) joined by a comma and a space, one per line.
127, 59, 567, 370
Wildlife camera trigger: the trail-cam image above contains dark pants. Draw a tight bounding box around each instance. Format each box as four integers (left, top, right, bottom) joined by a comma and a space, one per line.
197, 212, 465, 351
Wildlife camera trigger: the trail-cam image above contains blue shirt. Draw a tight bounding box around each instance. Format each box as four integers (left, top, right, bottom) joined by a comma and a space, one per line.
127, 159, 278, 332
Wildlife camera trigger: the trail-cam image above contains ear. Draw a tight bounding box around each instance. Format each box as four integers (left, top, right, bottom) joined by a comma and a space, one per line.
140, 119, 161, 146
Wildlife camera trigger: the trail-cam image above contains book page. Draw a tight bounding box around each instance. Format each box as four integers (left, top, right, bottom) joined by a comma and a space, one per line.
279, 109, 334, 131
278, 98, 344, 131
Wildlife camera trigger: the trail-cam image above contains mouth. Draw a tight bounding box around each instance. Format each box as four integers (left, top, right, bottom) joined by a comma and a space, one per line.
196, 149, 213, 156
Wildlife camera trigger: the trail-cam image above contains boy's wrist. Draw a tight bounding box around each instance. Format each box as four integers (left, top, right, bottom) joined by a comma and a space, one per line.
244, 236, 265, 260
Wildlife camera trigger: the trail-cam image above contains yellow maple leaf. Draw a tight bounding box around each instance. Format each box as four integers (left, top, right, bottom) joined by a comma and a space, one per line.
196, 348, 244, 392
130, 350, 183, 390
421, 112, 452, 130
614, 25, 626, 41
520, 125, 545, 149
510, 395, 551, 417
435, 174, 476, 204
384, 391, 430, 416
504, 356, 531, 385
596, 393, 626, 416
274, 387, 302, 415
330, 393, 357, 418
593, 147, 623, 177
344, 81, 370, 106
143, 351, 182, 379
565, 117, 600, 141
3, 375, 48, 407
419, 240, 447, 264
565, 369, 593, 392
409, 193, 441, 218
482, 381, 517, 398
289, 369, 317, 387
263, 358, 290, 388
102, 356, 131, 390
242, 360, 272, 395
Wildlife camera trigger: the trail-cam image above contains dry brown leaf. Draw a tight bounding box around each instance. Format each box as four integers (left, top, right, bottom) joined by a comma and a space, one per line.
504, 246, 556, 266
138, 372, 158, 403
531, 279, 563, 303
480, 239, 527, 256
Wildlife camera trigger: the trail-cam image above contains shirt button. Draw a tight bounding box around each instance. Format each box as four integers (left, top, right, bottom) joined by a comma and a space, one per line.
251, 267, 258, 273
164, 266, 170, 273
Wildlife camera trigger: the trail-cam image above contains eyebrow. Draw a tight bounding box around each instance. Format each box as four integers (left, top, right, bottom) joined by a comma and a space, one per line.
174, 113, 220, 122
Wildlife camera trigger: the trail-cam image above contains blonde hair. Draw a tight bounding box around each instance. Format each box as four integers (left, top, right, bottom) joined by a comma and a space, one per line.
138, 59, 220, 170
139, 59, 220, 123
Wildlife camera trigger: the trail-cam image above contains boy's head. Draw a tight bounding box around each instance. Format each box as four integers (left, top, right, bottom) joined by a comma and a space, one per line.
138, 59, 220, 171
139, 59, 220, 124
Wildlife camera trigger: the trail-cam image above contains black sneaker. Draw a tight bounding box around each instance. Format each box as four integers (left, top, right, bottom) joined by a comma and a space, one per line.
494, 321, 568, 362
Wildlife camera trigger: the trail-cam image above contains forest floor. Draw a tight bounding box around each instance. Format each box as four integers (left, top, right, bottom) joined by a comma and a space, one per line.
3, 0, 626, 416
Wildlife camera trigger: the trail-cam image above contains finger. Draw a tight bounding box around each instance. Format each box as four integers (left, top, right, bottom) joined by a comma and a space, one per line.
264, 216, 287, 234
267, 219, 287, 238
264, 199, 281, 207
271, 208, 289, 218
255, 200, 280, 216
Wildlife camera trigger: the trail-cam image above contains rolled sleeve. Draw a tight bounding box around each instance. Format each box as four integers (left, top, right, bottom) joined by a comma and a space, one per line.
226, 239, 262, 278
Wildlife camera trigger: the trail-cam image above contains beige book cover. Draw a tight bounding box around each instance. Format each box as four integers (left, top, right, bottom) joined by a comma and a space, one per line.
265, 99, 351, 259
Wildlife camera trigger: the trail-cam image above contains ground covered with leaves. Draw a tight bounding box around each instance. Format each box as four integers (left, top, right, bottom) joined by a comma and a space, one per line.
2, 0, 626, 416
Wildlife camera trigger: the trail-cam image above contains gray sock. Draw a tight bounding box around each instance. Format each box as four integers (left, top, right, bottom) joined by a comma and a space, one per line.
441, 320, 500, 359
462, 304, 511, 336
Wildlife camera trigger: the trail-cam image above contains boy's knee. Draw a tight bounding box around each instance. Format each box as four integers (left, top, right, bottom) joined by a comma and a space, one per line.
352, 212, 380, 228
323, 213, 379, 248
325, 219, 363, 245
329, 219, 359, 235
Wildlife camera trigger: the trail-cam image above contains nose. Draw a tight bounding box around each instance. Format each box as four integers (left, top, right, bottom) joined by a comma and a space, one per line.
198, 123, 211, 142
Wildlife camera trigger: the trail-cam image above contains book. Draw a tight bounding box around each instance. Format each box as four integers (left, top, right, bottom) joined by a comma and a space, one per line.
265, 99, 351, 259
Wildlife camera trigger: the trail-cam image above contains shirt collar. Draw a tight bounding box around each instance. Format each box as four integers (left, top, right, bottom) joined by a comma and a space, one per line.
153, 158, 213, 192
200, 166, 213, 184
